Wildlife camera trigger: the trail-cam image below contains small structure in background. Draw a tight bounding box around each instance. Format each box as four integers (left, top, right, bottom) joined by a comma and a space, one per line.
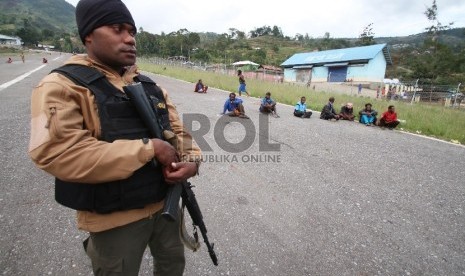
257, 65, 283, 82
167, 56, 187, 62
231, 60, 259, 72
0, 34, 22, 48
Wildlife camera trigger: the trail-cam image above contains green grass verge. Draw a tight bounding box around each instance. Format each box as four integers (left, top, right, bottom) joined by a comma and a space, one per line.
139, 62, 465, 145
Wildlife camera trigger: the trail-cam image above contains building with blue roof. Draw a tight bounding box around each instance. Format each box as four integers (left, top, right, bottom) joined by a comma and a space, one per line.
281, 43, 392, 84
0, 34, 22, 47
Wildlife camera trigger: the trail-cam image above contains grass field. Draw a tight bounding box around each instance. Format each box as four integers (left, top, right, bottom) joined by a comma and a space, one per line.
143, 63, 465, 145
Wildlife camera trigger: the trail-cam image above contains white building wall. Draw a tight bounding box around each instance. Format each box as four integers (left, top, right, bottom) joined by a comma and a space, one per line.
283, 50, 388, 84
347, 52, 387, 83
311, 67, 329, 82
283, 69, 297, 82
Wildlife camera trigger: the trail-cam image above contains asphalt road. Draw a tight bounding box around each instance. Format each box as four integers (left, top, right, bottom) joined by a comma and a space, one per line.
1, 52, 464, 276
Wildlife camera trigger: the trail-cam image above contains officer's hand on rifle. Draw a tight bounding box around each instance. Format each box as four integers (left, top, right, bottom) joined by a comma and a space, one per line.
163, 162, 197, 183
151, 138, 179, 167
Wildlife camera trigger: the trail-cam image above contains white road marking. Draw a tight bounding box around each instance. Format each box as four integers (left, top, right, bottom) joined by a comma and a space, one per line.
398, 130, 465, 148
0, 64, 47, 91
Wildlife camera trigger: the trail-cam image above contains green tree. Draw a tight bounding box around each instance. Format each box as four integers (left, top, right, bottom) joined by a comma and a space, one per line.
272, 25, 283, 37
17, 18, 41, 45
136, 28, 160, 56
411, 0, 455, 84
358, 23, 375, 46
319, 32, 331, 50
249, 25, 273, 38
42, 29, 55, 39
61, 35, 73, 53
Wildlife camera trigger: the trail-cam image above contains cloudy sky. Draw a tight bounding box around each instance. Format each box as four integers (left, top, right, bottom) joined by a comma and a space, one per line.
65, 0, 464, 38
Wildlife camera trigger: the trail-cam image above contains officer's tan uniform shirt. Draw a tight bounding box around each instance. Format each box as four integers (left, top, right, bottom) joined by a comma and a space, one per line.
29, 55, 201, 232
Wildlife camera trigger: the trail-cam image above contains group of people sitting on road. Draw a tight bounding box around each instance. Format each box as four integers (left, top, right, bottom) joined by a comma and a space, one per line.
195, 70, 400, 130
219, 92, 399, 129
6, 55, 47, 64
220, 70, 278, 118
222, 91, 280, 119
320, 96, 400, 129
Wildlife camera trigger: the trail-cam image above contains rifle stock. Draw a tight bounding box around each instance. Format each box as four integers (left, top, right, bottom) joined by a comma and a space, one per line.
124, 82, 218, 266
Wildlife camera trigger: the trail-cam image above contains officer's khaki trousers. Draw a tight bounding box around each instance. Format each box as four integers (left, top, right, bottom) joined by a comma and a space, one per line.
84, 210, 184, 276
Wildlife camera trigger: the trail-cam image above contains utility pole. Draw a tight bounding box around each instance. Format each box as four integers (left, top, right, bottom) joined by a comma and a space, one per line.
410, 79, 419, 104
453, 83, 461, 107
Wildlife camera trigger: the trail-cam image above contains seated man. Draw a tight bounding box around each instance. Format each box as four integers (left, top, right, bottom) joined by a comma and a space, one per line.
222, 92, 248, 118
194, 79, 208, 93
294, 96, 312, 118
259, 92, 279, 117
340, 102, 355, 121
378, 105, 400, 129
320, 97, 341, 120
358, 103, 378, 126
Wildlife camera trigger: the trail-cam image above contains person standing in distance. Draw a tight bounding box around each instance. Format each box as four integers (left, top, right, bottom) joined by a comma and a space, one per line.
28, 0, 201, 275
237, 69, 250, 97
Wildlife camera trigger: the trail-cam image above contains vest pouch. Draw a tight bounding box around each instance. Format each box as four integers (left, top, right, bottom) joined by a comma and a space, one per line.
55, 163, 166, 213
103, 101, 151, 142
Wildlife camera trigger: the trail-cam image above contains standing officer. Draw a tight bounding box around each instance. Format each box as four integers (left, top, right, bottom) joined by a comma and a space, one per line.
28, 0, 201, 275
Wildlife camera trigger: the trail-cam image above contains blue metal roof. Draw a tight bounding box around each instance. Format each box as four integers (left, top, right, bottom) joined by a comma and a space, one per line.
281, 43, 392, 67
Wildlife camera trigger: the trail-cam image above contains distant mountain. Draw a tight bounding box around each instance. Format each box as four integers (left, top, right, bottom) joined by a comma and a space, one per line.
376, 28, 465, 51
0, 0, 76, 35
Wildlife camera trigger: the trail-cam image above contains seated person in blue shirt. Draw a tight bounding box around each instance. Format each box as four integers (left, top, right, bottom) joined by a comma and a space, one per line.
294, 96, 312, 118
259, 92, 279, 117
358, 103, 378, 126
222, 92, 248, 118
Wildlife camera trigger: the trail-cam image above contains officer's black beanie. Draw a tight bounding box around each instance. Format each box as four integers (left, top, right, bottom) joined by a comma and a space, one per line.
76, 0, 136, 44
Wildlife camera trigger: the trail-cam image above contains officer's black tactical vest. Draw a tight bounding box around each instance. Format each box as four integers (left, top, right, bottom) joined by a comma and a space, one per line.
51, 64, 171, 213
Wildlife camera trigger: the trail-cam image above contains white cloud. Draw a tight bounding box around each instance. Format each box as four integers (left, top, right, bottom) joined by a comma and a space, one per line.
65, 0, 465, 37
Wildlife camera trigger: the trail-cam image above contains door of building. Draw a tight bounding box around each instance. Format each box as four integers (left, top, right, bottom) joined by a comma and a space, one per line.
328, 66, 348, 82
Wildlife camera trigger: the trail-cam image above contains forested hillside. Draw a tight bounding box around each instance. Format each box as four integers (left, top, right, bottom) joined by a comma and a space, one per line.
0, 0, 75, 36
1, 0, 463, 84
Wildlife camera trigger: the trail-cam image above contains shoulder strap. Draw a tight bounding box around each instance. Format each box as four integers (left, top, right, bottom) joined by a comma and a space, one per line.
135, 74, 156, 84
52, 65, 170, 130
134, 73, 164, 101
52, 64, 160, 93
51, 64, 106, 87
51, 64, 129, 107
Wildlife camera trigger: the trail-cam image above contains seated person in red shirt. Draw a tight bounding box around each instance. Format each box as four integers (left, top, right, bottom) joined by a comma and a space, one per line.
378, 105, 400, 129
194, 79, 208, 93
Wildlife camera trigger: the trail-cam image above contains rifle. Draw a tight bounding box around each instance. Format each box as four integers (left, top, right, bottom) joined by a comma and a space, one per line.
124, 82, 218, 266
